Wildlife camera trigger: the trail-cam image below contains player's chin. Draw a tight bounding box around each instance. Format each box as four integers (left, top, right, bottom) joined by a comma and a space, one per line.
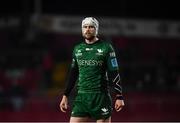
84, 35, 95, 40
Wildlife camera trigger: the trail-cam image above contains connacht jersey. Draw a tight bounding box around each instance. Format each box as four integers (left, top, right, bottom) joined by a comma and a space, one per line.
69, 40, 120, 93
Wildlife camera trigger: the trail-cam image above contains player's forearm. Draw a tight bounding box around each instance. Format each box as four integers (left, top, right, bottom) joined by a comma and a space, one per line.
108, 70, 123, 96
63, 66, 78, 97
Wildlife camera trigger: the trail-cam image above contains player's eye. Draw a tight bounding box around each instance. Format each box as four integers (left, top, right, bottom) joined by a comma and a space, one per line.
89, 26, 94, 28
83, 25, 94, 29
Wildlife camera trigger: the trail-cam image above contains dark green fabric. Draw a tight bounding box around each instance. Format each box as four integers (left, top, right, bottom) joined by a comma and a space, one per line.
71, 40, 119, 93
71, 92, 112, 120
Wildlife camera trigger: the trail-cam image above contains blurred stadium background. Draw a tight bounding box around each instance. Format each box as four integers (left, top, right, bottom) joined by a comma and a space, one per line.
0, 0, 180, 122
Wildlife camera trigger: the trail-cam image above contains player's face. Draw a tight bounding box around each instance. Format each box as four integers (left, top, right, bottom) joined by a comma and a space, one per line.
82, 24, 96, 40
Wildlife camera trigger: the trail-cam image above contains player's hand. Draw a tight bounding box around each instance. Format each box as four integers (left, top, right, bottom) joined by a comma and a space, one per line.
115, 99, 125, 112
59, 95, 68, 113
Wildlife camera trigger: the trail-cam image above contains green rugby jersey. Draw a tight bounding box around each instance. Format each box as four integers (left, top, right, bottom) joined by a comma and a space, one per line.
71, 40, 119, 93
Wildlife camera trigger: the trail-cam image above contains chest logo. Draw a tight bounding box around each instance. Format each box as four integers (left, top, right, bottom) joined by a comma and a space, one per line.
75, 50, 82, 56
97, 49, 103, 53
85, 48, 93, 51
96, 49, 103, 55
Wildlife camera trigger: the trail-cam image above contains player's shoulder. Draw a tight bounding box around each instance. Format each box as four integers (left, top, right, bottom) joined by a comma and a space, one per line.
99, 40, 114, 48
74, 41, 84, 48
72, 40, 84, 50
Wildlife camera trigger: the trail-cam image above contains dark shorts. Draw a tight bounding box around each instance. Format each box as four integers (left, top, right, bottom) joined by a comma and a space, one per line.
71, 92, 112, 120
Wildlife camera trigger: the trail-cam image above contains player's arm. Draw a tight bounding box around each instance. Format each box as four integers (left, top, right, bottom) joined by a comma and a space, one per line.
108, 70, 123, 99
60, 51, 78, 112
106, 43, 123, 97
106, 43, 124, 111
63, 58, 78, 97
107, 70, 124, 112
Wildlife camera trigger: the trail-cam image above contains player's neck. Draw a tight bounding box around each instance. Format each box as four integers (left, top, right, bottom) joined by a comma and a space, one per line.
85, 37, 99, 44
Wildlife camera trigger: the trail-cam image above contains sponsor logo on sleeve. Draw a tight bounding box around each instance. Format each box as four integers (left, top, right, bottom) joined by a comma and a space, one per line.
71, 58, 75, 67
111, 58, 118, 67
110, 52, 116, 57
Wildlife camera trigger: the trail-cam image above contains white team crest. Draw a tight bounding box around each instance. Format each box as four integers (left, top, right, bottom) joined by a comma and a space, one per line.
96, 49, 103, 55
97, 49, 103, 53
101, 108, 108, 113
101, 108, 109, 115
76, 50, 82, 56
